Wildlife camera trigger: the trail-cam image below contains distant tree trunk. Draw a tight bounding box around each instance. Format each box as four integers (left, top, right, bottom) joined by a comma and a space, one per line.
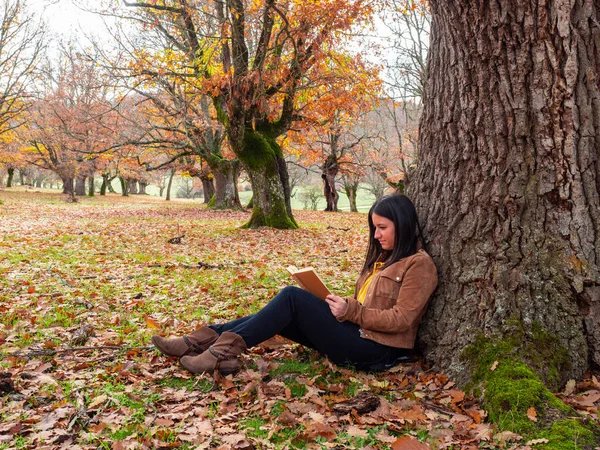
107, 177, 116, 193
165, 169, 175, 201
119, 177, 129, 197
159, 186, 165, 197
138, 182, 147, 195
322, 154, 339, 212
412, 0, 600, 387
128, 180, 138, 194
75, 177, 86, 196
344, 180, 359, 213
88, 177, 95, 196
200, 175, 215, 204
62, 177, 75, 199
18, 169, 25, 185
100, 174, 109, 195
209, 158, 242, 209
6, 168, 14, 187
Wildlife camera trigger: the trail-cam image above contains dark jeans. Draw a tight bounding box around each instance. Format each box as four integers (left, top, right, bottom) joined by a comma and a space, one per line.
209, 286, 409, 371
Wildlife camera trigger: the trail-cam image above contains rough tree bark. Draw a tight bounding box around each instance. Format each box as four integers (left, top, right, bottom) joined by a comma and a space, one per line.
411, 0, 600, 386
88, 177, 94, 197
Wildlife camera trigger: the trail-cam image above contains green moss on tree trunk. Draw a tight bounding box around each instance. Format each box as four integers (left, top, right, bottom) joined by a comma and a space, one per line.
238, 128, 297, 229
462, 327, 599, 449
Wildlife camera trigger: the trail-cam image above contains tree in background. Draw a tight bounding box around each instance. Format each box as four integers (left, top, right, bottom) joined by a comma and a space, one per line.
117, 0, 374, 228
0, 0, 46, 138
377, 0, 429, 192
20, 47, 121, 199
412, 0, 600, 441
285, 52, 381, 212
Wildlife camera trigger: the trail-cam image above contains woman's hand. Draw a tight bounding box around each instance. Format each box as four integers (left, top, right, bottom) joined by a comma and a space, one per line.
325, 294, 348, 318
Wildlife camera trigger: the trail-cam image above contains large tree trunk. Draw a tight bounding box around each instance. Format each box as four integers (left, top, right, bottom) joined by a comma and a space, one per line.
322, 154, 339, 212
238, 130, 297, 229
138, 182, 147, 195
412, 0, 600, 388
88, 177, 95, 197
344, 180, 359, 213
6, 168, 14, 187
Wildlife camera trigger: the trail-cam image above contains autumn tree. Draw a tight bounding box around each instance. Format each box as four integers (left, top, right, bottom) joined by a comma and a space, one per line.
411, 0, 600, 438
0, 0, 46, 138
21, 47, 121, 198
119, 0, 374, 228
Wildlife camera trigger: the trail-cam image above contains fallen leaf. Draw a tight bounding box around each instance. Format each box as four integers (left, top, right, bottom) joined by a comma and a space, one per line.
144, 316, 160, 329
391, 436, 430, 449
490, 360, 499, 371
449, 389, 465, 404
88, 394, 108, 409
564, 379, 576, 395
526, 406, 537, 422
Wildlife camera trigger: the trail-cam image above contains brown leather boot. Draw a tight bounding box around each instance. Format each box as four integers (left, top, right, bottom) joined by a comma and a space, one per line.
180, 332, 247, 375
151, 327, 218, 357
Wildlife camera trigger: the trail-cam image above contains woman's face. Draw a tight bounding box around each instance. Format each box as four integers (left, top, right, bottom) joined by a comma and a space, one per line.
372, 213, 395, 250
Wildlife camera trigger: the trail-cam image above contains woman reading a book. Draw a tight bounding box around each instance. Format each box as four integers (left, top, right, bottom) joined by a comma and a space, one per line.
152, 194, 438, 374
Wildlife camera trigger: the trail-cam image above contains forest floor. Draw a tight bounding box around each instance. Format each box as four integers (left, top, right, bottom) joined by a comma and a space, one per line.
0, 188, 598, 450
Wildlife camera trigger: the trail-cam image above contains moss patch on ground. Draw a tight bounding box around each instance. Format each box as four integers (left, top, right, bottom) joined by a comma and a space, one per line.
462, 332, 599, 449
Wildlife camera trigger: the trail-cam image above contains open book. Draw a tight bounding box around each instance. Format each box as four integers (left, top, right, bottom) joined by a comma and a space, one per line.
286, 266, 331, 301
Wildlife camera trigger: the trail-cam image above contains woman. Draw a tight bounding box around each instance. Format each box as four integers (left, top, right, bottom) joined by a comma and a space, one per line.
151, 194, 438, 374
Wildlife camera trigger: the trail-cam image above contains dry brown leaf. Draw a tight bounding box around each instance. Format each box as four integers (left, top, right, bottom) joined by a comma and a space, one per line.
564, 379, 576, 395
573, 391, 600, 407
526, 406, 537, 422
391, 436, 430, 449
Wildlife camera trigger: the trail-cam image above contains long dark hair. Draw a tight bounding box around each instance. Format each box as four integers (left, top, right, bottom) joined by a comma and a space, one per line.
361, 194, 423, 275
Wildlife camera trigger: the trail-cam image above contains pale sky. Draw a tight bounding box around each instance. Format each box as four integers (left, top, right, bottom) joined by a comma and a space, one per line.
29, 0, 111, 40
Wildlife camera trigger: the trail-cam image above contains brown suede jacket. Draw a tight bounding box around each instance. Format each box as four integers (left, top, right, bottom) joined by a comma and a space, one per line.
338, 250, 438, 349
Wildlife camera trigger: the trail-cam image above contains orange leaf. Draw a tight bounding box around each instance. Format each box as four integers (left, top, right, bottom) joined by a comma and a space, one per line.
450, 389, 465, 404
42, 340, 57, 349
526, 406, 537, 422
391, 436, 430, 450
144, 316, 160, 329
27, 286, 35, 294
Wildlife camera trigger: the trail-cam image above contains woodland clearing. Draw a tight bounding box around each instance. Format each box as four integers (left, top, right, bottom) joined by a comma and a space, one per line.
0, 189, 598, 450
